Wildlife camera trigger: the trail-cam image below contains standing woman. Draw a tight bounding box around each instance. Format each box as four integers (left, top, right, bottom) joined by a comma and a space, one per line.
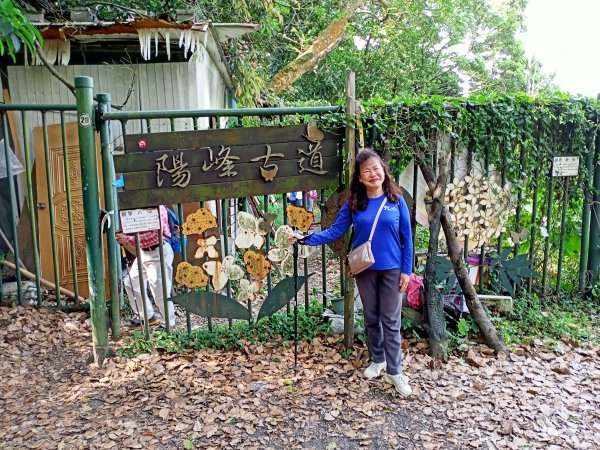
289, 148, 413, 396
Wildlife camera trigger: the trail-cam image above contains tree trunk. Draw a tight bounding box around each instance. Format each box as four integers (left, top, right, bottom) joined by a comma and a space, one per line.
422, 156, 450, 359
267, 0, 362, 94
418, 160, 509, 354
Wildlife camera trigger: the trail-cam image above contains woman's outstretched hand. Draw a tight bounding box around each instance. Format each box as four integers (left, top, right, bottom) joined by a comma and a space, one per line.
287, 232, 305, 245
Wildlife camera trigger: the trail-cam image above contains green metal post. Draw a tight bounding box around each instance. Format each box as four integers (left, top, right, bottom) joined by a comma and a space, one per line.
41, 112, 61, 305
222, 198, 233, 329
320, 189, 327, 309
157, 228, 170, 333
2, 113, 22, 303
264, 195, 272, 293
75, 76, 110, 361
556, 177, 570, 292
134, 233, 150, 339
59, 111, 80, 303
21, 111, 42, 305
579, 131, 595, 290
588, 128, 600, 288
542, 158, 554, 296
98, 93, 121, 339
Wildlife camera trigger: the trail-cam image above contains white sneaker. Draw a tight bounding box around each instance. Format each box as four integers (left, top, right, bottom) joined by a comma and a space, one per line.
384, 372, 412, 397
364, 361, 387, 379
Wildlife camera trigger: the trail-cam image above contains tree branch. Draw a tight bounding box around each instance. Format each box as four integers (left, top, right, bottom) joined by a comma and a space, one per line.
34, 41, 76, 95
34, 41, 136, 110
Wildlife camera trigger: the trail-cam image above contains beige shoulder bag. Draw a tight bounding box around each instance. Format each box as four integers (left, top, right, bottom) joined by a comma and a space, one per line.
346, 198, 387, 275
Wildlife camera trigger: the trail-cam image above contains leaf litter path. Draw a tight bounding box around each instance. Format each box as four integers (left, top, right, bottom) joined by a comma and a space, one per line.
1, 306, 599, 450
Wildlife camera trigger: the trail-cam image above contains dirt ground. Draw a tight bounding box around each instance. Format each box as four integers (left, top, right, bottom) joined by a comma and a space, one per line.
1, 305, 599, 450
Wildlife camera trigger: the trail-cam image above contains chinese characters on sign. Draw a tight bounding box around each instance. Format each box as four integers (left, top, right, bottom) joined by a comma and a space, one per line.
251, 145, 284, 181
202, 146, 240, 178
552, 156, 579, 177
117, 124, 343, 207
153, 143, 330, 188
146, 124, 335, 189
156, 154, 191, 187
298, 141, 328, 175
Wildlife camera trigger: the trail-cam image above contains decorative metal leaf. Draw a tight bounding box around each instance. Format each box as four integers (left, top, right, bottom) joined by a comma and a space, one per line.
517, 267, 539, 278
170, 291, 251, 320
257, 275, 310, 320
503, 253, 529, 269
498, 270, 514, 297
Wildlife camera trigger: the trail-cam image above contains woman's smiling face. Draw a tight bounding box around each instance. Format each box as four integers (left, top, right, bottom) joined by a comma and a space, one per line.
358, 157, 385, 190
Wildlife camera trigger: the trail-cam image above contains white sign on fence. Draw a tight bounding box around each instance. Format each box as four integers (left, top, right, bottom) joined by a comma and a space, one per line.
119, 208, 160, 234
552, 156, 579, 177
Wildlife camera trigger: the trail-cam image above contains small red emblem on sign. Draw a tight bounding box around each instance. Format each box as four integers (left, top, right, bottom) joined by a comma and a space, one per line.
137, 139, 148, 149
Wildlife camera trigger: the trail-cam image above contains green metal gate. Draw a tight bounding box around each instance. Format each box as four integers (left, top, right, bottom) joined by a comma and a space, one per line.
1, 75, 599, 361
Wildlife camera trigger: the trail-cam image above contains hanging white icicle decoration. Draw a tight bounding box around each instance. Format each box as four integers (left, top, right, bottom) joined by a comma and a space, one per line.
146, 29, 152, 60
31, 39, 70, 66
57, 40, 70, 65
138, 28, 147, 60
165, 29, 171, 60
155, 30, 159, 58
136, 27, 207, 61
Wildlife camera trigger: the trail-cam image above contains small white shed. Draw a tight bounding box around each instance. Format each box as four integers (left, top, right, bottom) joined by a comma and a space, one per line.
0, 18, 257, 297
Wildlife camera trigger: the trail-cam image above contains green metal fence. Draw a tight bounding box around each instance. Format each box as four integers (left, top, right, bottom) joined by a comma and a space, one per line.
0, 103, 82, 308
1, 75, 598, 353
97, 82, 344, 339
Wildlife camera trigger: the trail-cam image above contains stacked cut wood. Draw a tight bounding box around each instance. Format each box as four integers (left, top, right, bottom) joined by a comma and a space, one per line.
445, 174, 514, 248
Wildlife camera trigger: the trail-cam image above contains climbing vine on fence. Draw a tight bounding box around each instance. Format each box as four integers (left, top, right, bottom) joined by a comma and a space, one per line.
358, 93, 599, 188
318, 92, 600, 291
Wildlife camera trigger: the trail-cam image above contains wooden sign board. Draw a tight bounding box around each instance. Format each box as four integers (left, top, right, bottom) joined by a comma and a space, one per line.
114, 124, 343, 208
119, 208, 160, 234
552, 156, 579, 177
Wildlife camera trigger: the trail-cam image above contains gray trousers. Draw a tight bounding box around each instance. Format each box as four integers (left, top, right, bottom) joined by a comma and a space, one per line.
355, 268, 403, 375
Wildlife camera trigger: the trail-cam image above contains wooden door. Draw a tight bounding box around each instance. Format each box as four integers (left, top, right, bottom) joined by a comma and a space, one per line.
35, 122, 103, 298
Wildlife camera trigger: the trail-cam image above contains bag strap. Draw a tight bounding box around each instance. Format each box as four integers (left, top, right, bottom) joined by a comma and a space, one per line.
368, 198, 387, 242
345, 197, 387, 256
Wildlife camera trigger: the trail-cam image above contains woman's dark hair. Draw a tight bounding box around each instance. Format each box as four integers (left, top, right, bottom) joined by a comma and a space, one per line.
347, 148, 401, 213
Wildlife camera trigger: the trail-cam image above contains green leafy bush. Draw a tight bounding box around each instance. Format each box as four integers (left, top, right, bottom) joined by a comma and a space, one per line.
117, 301, 331, 357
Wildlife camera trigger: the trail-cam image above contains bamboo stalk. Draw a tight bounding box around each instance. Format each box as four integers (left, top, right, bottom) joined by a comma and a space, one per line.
1, 259, 86, 303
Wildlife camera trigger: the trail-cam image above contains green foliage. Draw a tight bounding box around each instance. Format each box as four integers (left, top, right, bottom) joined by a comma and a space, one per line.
286, 0, 547, 102
31, 0, 543, 104
449, 317, 479, 352
495, 293, 599, 346
1, 0, 42, 62
116, 300, 331, 357
353, 93, 599, 294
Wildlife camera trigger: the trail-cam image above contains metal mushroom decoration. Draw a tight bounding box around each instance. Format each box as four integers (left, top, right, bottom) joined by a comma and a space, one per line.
445, 174, 515, 248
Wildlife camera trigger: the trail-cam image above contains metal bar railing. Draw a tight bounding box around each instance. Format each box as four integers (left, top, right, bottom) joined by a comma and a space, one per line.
59, 111, 80, 303
222, 198, 233, 330
98, 93, 121, 337
102, 106, 341, 121
527, 164, 540, 293
1, 112, 22, 303
579, 130, 595, 290
320, 189, 327, 309
0, 104, 76, 112
21, 111, 42, 305
556, 177, 570, 292
41, 112, 61, 305
541, 158, 554, 295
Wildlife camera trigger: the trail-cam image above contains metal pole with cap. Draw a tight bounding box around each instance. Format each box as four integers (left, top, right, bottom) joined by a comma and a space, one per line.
76, 76, 110, 363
